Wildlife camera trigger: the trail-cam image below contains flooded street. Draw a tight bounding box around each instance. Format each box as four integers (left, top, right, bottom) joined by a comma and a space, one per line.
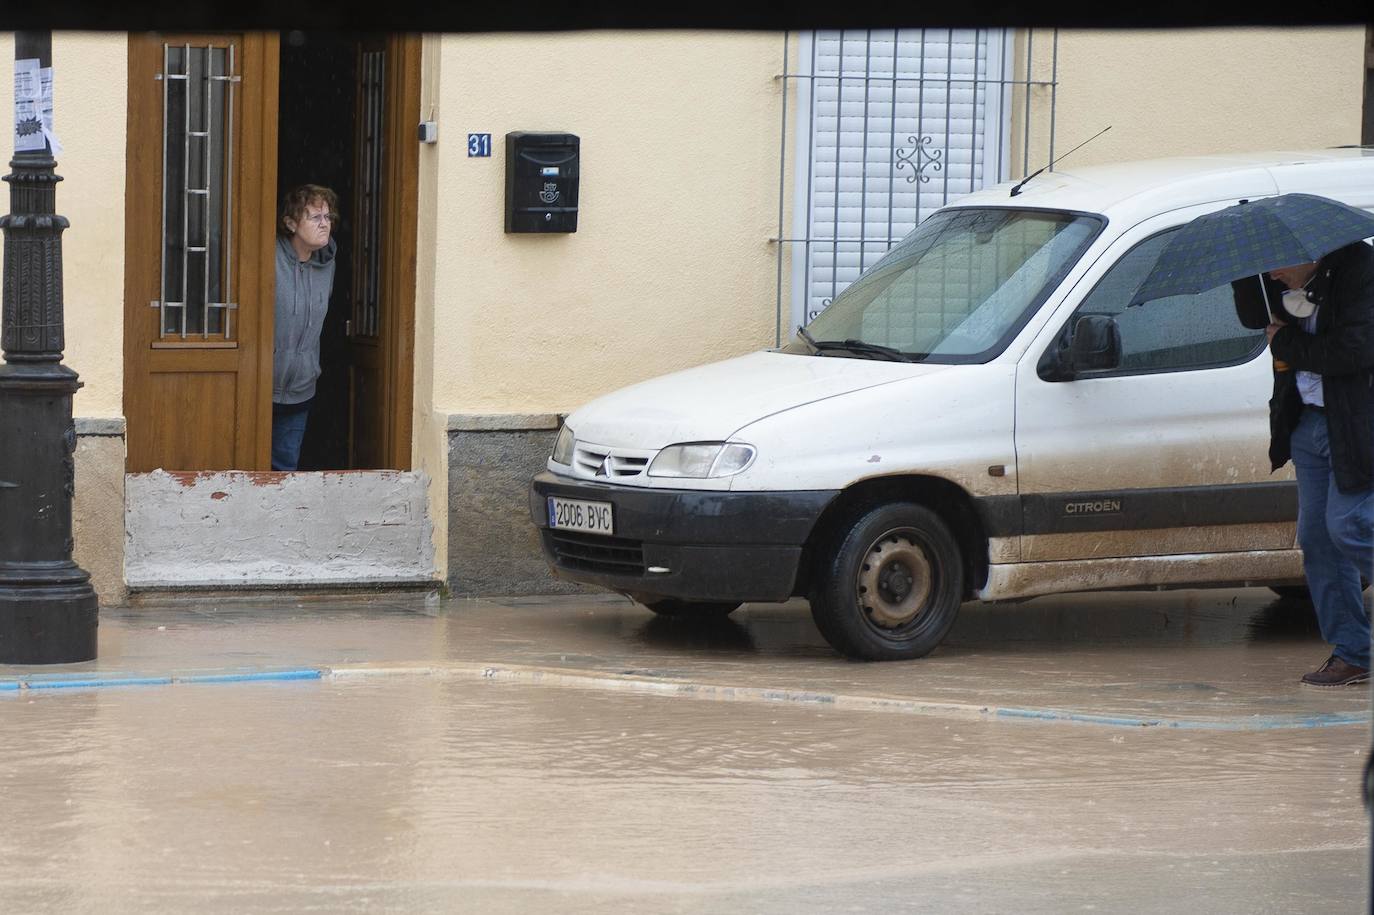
2, 678, 1367, 912
1, 588, 1370, 912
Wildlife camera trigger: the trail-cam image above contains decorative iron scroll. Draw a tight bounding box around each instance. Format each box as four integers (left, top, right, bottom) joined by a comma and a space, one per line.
894, 135, 943, 184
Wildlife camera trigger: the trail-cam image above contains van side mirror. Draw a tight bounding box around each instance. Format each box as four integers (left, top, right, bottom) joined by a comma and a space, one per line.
1068, 314, 1122, 372
1038, 313, 1122, 381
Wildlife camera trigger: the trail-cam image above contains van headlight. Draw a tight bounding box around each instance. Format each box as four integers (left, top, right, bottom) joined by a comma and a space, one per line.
648, 442, 756, 478
551, 425, 575, 465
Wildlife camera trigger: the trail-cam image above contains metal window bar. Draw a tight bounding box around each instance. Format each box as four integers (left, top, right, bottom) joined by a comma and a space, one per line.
774, 31, 790, 345
225, 43, 236, 339
354, 51, 384, 339
774, 28, 1058, 338
369, 52, 384, 336
153, 42, 240, 342
1023, 30, 1033, 181
828, 31, 843, 311
914, 29, 926, 222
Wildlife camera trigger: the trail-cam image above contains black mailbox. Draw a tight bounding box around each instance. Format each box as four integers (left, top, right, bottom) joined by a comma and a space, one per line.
505, 132, 579, 233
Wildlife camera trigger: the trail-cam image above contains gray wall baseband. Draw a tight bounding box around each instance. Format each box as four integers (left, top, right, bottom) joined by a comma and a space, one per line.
447, 413, 563, 433
75, 417, 127, 437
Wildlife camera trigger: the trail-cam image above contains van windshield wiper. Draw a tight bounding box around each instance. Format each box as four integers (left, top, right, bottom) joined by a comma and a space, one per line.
811, 338, 919, 362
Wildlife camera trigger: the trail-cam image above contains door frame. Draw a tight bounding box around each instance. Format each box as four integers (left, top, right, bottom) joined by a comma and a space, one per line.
122, 32, 280, 472
123, 31, 420, 473
375, 33, 421, 471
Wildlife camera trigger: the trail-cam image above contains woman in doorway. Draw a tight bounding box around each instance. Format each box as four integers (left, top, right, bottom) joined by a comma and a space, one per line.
272, 184, 339, 471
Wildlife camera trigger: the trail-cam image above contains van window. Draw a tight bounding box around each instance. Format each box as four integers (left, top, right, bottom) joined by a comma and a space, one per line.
791, 208, 1101, 363
1070, 229, 1266, 375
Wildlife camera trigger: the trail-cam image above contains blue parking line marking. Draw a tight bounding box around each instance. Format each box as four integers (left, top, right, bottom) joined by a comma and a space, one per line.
0, 668, 325, 691
24, 676, 174, 689
176, 669, 323, 684
995, 706, 1367, 730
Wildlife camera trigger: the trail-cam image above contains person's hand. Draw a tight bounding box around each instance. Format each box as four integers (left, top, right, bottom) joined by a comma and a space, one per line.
1266, 322, 1284, 343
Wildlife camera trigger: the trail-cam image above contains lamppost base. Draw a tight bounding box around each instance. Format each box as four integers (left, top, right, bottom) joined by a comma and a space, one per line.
0, 568, 97, 663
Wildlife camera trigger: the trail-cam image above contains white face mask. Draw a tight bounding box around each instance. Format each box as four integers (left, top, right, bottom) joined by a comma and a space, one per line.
1282, 287, 1316, 320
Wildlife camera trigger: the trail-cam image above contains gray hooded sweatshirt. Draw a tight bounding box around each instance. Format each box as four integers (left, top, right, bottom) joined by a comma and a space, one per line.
273, 234, 337, 405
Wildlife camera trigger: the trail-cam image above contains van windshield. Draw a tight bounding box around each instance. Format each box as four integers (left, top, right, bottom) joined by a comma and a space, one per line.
787, 208, 1102, 363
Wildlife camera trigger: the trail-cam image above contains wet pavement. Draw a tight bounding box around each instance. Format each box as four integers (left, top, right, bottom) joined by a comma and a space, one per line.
1, 587, 1370, 911
9, 586, 1368, 727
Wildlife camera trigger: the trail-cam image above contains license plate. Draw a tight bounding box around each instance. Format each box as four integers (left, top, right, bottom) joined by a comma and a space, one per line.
547, 496, 615, 536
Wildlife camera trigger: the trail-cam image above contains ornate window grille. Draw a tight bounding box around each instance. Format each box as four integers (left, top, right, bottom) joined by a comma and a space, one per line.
775, 29, 1059, 338
154, 42, 240, 343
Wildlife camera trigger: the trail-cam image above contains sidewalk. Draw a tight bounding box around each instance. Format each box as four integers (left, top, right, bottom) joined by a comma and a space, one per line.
2, 586, 1368, 730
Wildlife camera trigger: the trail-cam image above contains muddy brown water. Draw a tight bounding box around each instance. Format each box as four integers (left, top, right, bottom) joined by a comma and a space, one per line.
1, 674, 1366, 913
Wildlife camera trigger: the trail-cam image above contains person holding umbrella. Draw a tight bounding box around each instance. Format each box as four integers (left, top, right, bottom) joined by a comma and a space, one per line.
1133, 193, 1374, 687
1245, 244, 1374, 686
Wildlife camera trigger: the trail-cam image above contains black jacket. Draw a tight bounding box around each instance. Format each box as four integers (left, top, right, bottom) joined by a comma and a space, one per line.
1231, 241, 1374, 494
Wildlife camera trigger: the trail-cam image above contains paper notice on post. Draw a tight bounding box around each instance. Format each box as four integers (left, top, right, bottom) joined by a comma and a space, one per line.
39, 67, 62, 155
13, 58, 44, 152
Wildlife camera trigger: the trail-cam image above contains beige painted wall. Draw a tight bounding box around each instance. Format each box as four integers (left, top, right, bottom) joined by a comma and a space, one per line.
1015, 27, 1365, 174
414, 33, 447, 579
422, 27, 1366, 422
1, 34, 128, 601
428, 31, 785, 418
0, 32, 126, 418
2, 28, 1363, 590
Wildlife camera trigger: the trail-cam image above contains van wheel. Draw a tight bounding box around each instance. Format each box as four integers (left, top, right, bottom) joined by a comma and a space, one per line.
643, 599, 741, 619
810, 503, 964, 661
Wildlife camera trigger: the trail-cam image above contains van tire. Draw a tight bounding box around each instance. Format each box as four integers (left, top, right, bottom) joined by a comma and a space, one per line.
809, 502, 964, 661
643, 599, 741, 619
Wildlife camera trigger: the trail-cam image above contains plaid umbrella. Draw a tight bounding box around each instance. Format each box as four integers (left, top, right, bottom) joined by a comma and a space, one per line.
1130, 193, 1374, 305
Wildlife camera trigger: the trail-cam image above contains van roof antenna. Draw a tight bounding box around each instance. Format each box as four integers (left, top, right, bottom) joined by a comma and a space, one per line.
1008, 125, 1112, 197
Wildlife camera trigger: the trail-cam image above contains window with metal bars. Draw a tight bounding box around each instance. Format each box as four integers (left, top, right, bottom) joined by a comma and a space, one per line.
775, 29, 1059, 339
155, 42, 239, 343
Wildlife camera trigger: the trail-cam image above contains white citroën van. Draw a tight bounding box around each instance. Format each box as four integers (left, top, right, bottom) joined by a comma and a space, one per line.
529, 149, 1374, 661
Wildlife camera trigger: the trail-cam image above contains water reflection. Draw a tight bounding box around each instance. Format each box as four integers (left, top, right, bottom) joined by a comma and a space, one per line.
1243, 597, 1320, 640
938, 590, 1326, 653
635, 613, 757, 654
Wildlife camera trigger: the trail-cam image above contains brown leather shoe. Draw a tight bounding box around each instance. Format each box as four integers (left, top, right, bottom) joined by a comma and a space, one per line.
1301, 655, 1370, 688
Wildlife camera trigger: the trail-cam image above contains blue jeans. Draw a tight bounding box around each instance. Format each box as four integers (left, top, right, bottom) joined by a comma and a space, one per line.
271, 406, 310, 471
1290, 407, 1373, 668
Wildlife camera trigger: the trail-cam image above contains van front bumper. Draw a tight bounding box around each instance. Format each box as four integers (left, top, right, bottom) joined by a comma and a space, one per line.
529, 470, 838, 603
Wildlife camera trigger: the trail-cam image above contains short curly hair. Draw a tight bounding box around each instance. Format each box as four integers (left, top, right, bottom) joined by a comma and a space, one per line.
278, 184, 340, 237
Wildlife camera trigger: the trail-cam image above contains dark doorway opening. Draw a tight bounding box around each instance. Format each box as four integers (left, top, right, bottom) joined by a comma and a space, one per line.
276, 30, 360, 471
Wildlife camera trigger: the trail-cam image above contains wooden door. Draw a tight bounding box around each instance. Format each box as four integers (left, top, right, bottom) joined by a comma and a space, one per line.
346, 34, 418, 470
124, 32, 279, 472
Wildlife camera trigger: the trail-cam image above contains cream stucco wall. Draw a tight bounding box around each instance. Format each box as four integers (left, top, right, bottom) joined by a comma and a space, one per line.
414, 33, 447, 580
0, 32, 126, 418
1014, 27, 1365, 175
1, 34, 127, 604
419, 30, 786, 584
421, 26, 1367, 423
3, 28, 1366, 592
427, 31, 784, 418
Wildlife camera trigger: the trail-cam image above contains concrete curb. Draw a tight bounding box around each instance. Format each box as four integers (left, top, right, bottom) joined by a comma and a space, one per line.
5, 661, 1366, 731
326, 662, 1371, 731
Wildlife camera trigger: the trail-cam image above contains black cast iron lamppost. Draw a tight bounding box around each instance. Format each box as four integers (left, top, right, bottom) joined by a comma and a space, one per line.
0, 31, 97, 663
